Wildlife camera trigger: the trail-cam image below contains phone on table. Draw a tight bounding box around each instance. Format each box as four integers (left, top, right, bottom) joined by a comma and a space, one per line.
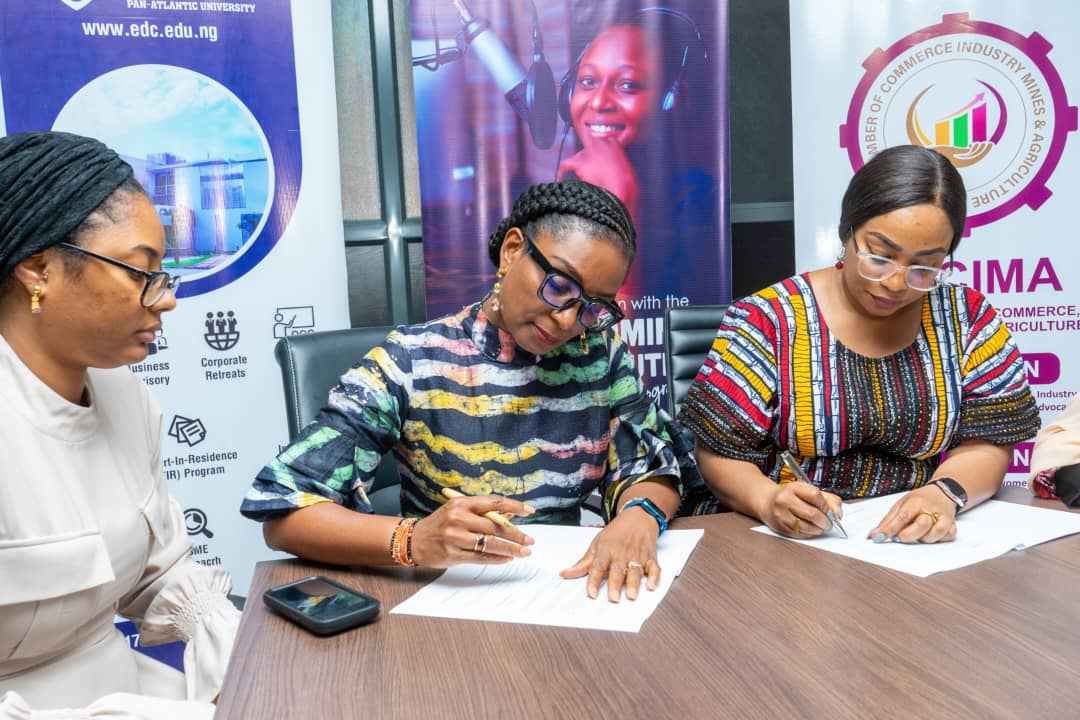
263, 575, 380, 636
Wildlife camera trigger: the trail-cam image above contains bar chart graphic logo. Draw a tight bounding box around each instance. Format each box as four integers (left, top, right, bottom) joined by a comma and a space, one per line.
840, 13, 1077, 231
906, 85, 1005, 167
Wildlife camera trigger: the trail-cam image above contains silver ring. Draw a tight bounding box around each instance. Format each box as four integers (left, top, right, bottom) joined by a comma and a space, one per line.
627, 560, 644, 571
473, 533, 487, 553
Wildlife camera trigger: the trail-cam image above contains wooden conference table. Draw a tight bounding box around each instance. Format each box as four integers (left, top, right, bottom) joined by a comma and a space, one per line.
217, 487, 1079, 719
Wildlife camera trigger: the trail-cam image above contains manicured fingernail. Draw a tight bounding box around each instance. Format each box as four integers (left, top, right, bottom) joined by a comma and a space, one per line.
871, 533, 886, 543
827, 509, 836, 522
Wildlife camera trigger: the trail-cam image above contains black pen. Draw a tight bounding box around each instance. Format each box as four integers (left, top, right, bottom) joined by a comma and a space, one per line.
779, 450, 848, 538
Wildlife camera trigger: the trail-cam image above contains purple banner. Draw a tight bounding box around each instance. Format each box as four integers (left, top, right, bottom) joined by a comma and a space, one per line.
0, 0, 300, 297
410, 0, 730, 407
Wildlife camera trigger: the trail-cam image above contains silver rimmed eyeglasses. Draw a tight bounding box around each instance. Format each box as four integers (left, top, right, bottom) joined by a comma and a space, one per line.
521, 231, 624, 332
850, 231, 951, 292
58, 242, 181, 307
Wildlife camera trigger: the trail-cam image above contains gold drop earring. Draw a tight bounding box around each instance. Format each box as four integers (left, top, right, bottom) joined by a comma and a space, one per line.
579, 332, 588, 353
490, 270, 505, 313
30, 285, 42, 314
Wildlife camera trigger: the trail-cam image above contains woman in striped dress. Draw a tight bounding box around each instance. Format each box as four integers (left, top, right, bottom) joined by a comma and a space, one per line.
679, 145, 1039, 543
243, 181, 689, 602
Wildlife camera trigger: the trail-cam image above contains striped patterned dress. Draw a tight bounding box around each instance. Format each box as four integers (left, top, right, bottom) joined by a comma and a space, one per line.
679, 274, 1040, 498
242, 302, 684, 524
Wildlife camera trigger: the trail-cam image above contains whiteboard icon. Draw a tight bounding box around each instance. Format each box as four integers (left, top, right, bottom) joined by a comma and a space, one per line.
274, 306, 316, 338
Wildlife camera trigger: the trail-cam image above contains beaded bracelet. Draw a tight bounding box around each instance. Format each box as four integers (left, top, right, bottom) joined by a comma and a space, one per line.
619, 497, 669, 535
391, 518, 416, 566
390, 517, 418, 566
388, 518, 402, 557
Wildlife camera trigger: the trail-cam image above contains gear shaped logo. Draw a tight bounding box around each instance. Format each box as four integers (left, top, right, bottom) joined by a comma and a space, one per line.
839, 13, 1077, 232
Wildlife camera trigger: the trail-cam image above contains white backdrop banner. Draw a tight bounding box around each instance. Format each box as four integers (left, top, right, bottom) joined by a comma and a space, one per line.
790, 1, 1079, 485
0, 0, 350, 599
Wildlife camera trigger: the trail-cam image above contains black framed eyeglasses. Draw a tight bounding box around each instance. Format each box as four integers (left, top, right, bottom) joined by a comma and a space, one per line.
850, 231, 951, 292
521, 232, 624, 332
58, 242, 181, 307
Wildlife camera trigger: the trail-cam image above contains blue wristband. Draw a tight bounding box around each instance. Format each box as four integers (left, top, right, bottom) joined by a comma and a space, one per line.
620, 497, 669, 535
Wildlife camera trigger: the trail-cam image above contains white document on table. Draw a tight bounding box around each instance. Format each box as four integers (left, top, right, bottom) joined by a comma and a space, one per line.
752, 491, 1080, 577
390, 525, 703, 632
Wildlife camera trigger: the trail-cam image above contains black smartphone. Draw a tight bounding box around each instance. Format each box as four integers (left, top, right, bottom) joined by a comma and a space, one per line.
263, 575, 380, 636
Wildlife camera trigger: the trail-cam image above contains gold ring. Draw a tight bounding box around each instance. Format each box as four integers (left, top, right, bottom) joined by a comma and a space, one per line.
791, 517, 801, 537
627, 560, 644, 572
473, 533, 487, 553
919, 511, 940, 527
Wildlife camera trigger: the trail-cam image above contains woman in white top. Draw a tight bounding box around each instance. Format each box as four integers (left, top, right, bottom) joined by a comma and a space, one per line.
0, 131, 239, 719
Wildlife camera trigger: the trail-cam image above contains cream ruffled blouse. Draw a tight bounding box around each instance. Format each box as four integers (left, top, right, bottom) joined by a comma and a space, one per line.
0, 335, 239, 719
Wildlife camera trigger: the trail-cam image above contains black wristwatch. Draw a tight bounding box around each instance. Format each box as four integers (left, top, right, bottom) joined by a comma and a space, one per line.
932, 477, 968, 513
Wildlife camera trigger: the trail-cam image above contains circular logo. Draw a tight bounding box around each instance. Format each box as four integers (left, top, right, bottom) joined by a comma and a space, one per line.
840, 13, 1077, 231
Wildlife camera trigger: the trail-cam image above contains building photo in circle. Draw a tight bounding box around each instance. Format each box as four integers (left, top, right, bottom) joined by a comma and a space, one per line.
52, 63, 273, 281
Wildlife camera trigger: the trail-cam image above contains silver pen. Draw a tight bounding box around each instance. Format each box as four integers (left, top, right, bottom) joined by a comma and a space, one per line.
779, 450, 848, 538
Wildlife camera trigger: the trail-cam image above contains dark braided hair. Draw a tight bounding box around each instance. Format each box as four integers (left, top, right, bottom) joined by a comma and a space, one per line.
0, 131, 136, 280
487, 180, 637, 268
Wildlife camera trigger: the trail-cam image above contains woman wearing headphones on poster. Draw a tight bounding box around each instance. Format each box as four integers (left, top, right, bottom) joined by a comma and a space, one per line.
556, 5, 721, 298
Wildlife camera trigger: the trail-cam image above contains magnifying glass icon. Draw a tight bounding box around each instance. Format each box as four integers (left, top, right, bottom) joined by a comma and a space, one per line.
184, 508, 214, 538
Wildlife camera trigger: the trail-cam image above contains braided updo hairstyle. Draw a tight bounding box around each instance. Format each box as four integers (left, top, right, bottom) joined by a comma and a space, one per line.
487, 180, 637, 268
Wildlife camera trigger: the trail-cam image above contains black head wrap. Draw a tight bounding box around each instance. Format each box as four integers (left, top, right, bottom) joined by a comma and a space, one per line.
0, 130, 134, 279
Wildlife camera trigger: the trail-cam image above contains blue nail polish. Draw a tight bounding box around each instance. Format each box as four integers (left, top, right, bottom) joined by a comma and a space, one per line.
871, 533, 886, 543
826, 509, 835, 521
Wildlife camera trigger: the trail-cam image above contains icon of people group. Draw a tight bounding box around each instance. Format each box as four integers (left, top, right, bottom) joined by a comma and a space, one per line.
204, 310, 240, 351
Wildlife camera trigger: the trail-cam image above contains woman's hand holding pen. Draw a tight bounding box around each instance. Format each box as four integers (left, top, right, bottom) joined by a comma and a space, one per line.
410, 493, 535, 568
760, 482, 843, 539
560, 510, 660, 603
867, 485, 958, 544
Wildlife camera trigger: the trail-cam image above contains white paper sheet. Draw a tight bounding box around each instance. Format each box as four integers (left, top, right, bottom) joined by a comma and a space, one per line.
390, 526, 703, 632
752, 492, 1080, 577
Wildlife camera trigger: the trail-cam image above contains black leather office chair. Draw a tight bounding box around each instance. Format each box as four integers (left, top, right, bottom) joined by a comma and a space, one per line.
663, 304, 731, 517
274, 326, 402, 515
663, 304, 729, 414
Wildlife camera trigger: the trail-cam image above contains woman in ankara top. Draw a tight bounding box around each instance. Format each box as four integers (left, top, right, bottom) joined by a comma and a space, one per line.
0, 131, 239, 720
679, 145, 1039, 543
242, 180, 693, 603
